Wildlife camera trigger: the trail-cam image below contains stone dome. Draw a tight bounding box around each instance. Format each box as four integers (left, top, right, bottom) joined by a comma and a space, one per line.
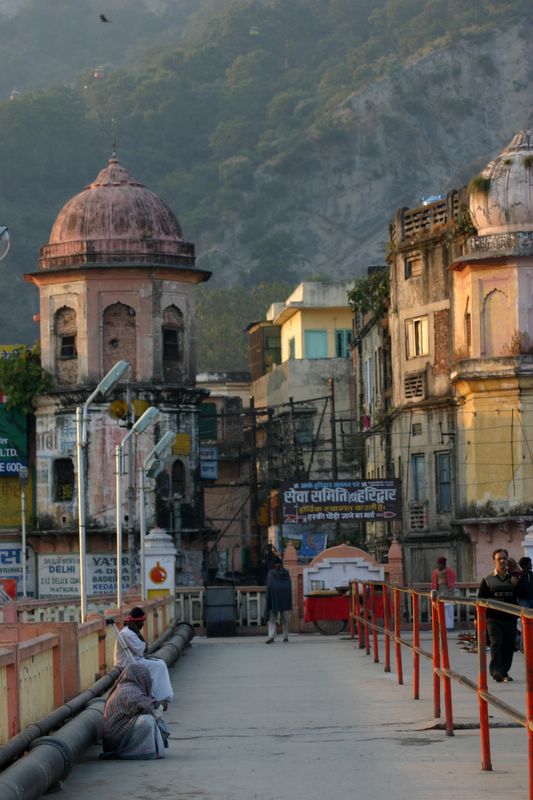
39, 157, 195, 270
469, 130, 533, 236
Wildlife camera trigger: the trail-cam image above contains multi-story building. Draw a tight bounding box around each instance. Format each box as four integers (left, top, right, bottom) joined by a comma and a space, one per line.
384, 190, 472, 582
25, 155, 213, 595
451, 130, 533, 578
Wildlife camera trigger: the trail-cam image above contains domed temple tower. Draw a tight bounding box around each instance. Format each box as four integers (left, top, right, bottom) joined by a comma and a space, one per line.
25, 157, 211, 593
451, 131, 533, 571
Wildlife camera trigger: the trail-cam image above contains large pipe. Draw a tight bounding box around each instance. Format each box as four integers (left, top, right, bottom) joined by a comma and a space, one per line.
0, 622, 194, 799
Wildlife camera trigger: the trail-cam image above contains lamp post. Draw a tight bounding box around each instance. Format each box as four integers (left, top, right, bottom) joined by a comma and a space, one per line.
115, 406, 159, 610
18, 466, 29, 598
139, 430, 176, 601
76, 360, 131, 622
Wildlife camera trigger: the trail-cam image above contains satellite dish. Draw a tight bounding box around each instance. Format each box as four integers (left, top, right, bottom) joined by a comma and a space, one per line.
0, 227, 10, 262
108, 398, 129, 420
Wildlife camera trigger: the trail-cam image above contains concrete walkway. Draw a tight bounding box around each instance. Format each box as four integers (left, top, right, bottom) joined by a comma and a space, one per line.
59, 631, 529, 800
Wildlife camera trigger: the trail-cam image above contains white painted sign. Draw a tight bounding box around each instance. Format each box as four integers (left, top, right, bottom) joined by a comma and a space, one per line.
38, 553, 140, 599
0, 542, 36, 596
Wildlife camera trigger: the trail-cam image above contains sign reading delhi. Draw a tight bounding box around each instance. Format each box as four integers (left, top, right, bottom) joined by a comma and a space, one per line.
281, 480, 401, 524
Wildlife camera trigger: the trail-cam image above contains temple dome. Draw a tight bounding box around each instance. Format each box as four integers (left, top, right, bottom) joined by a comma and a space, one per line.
40, 157, 194, 270
469, 130, 533, 236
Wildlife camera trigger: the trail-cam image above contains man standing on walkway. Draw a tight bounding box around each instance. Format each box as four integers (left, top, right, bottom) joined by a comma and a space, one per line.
265, 556, 292, 644
431, 556, 457, 630
478, 549, 524, 683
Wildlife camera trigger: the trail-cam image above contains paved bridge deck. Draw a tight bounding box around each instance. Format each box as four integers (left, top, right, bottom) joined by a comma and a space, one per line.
60, 633, 528, 800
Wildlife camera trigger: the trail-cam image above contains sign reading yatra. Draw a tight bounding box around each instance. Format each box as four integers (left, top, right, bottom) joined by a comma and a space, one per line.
281, 480, 401, 524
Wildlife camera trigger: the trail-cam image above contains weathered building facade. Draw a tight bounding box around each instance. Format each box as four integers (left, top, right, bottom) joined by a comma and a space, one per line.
25, 156, 212, 594
451, 130, 533, 578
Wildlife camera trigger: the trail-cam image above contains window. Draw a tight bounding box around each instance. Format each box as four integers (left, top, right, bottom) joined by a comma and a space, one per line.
163, 328, 179, 360
199, 402, 217, 441
288, 337, 295, 359
304, 330, 327, 359
53, 459, 74, 502
364, 357, 373, 407
335, 329, 351, 358
404, 254, 422, 279
405, 317, 429, 358
60, 335, 76, 359
411, 454, 426, 502
171, 460, 186, 498
162, 305, 184, 381
436, 452, 452, 512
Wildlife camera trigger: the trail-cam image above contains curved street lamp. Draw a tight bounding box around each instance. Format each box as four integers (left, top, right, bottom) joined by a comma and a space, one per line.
76, 359, 131, 622
115, 405, 159, 610
139, 430, 176, 601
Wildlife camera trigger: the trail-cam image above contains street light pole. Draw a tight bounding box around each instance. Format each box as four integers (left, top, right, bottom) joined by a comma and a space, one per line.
139, 430, 176, 601
76, 360, 131, 622
115, 406, 160, 610
19, 466, 29, 598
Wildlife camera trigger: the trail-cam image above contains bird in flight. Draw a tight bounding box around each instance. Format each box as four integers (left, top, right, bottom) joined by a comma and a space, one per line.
100, 14, 111, 22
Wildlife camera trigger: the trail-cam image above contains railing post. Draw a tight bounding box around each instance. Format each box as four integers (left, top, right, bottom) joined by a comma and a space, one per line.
363, 583, 370, 655
476, 603, 492, 771
349, 582, 355, 639
370, 584, 379, 663
437, 598, 454, 736
393, 587, 403, 685
431, 590, 441, 719
412, 591, 420, 700
353, 581, 364, 649
521, 609, 533, 799
383, 584, 391, 673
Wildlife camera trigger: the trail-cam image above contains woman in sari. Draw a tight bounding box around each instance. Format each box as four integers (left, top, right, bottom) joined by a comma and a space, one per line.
102, 664, 166, 760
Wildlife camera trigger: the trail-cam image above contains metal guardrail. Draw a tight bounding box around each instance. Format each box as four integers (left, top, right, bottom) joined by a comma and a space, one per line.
349, 580, 533, 800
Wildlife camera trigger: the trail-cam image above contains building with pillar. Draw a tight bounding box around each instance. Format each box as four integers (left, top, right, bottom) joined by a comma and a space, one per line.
25, 155, 213, 595
451, 130, 533, 578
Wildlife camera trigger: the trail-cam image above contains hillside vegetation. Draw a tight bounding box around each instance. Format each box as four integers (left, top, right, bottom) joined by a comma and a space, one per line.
0, 0, 530, 369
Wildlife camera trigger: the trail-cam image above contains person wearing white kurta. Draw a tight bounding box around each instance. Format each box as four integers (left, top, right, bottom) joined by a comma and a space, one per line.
113, 610, 174, 705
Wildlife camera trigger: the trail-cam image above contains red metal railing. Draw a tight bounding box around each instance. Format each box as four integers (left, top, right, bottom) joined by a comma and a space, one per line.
350, 580, 533, 798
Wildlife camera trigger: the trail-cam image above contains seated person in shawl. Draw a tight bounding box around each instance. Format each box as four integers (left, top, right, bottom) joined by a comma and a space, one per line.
113, 606, 174, 708
102, 664, 166, 760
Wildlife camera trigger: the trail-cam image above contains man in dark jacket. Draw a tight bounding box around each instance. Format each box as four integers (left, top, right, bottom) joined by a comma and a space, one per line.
478, 549, 525, 682
265, 557, 292, 644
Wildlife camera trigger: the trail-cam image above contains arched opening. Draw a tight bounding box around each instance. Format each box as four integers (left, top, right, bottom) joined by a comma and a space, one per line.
103, 302, 137, 377
162, 305, 184, 382
481, 288, 509, 356
171, 459, 186, 499
54, 306, 78, 385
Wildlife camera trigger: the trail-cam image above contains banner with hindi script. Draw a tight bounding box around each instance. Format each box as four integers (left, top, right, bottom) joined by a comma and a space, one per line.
281, 480, 401, 524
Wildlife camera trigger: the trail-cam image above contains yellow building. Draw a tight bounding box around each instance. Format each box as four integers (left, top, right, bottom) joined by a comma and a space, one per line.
451, 130, 533, 577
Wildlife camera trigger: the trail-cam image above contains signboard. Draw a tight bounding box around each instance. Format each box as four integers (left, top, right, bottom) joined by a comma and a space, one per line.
200, 447, 218, 480
270, 525, 328, 561
0, 406, 27, 475
173, 433, 191, 456
281, 480, 401, 524
0, 542, 36, 596
38, 553, 140, 599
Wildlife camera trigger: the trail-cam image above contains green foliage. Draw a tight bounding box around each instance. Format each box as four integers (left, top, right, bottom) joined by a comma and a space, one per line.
347, 269, 390, 318
468, 175, 491, 194
0, 0, 527, 346
0, 345, 52, 414
196, 281, 294, 371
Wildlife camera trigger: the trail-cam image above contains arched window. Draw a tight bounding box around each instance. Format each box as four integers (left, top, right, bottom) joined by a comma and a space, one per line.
171, 459, 186, 499
481, 288, 508, 356
54, 307, 78, 385
53, 458, 74, 502
162, 305, 184, 382
103, 303, 137, 376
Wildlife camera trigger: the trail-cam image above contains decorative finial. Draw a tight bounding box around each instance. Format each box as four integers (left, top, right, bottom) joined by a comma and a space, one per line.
111, 117, 117, 158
